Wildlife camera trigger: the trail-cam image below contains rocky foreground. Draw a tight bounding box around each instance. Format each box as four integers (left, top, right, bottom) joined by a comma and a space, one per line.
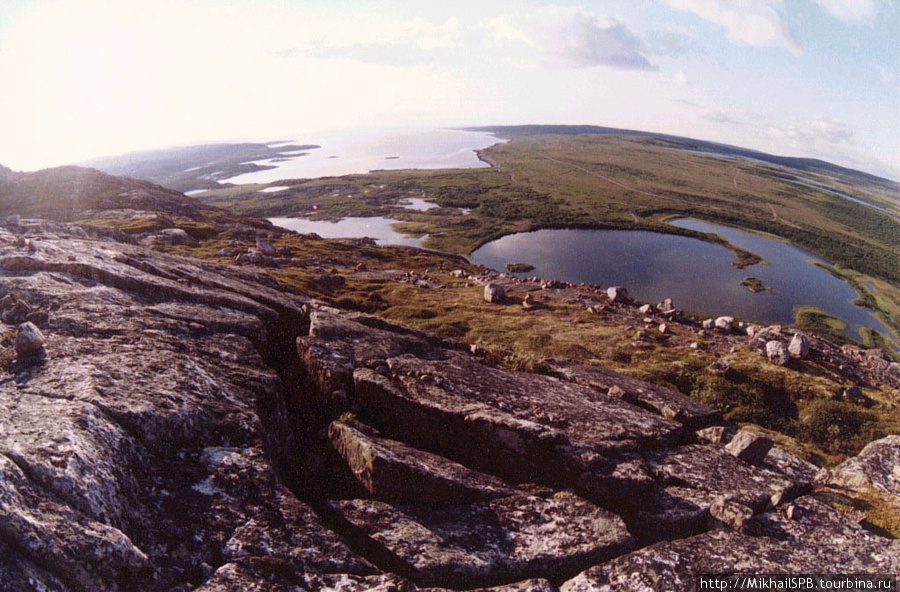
0, 217, 898, 592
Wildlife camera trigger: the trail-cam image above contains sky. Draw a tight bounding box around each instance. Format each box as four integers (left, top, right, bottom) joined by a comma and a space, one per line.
0, 0, 898, 179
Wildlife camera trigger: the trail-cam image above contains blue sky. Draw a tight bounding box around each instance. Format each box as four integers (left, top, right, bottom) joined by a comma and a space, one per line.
0, 0, 897, 179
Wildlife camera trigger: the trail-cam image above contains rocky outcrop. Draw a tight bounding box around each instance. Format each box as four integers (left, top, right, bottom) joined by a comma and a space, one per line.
0, 218, 895, 592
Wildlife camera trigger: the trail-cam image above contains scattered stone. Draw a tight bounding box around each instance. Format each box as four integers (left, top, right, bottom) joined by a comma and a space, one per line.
638, 304, 653, 314
843, 386, 868, 405
522, 294, 539, 310
14, 321, 45, 357
765, 340, 790, 365
606, 286, 628, 303
706, 359, 732, 375
714, 316, 734, 333
745, 324, 763, 337
607, 385, 625, 398
725, 430, 774, 466
484, 283, 505, 303
701, 318, 715, 331
788, 332, 810, 358
158, 228, 193, 245
695, 425, 733, 445
658, 323, 668, 334
689, 341, 701, 350
657, 298, 675, 313
709, 497, 755, 531
355, 262, 368, 272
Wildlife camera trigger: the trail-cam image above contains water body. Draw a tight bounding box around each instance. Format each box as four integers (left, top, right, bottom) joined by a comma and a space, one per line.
470, 220, 894, 343
269, 217, 424, 248
224, 129, 502, 184
784, 178, 896, 217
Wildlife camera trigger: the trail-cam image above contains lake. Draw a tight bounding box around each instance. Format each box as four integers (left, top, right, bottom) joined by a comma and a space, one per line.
224, 128, 502, 184
470, 219, 895, 343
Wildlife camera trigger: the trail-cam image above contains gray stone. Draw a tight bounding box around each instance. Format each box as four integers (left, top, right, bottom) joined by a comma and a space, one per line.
766, 340, 790, 365
702, 318, 715, 330
484, 283, 505, 303
788, 332, 810, 358
832, 435, 900, 496
15, 321, 45, 357
255, 237, 276, 255
606, 286, 627, 302
638, 304, 653, 314
695, 425, 733, 444
158, 227, 193, 244
725, 430, 775, 466
657, 298, 675, 313
714, 316, 734, 333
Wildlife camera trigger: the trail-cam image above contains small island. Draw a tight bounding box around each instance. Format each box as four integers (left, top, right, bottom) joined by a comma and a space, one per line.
741, 276, 773, 293
506, 263, 536, 273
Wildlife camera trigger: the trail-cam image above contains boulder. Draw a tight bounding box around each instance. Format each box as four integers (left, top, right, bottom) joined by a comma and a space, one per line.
158, 227, 193, 244
701, 318, 715, 330
255, 237, 276, 256
843, 385, 868, 405
725, 430, 774, 466
332, 493, 635, 587
327, 420, 511, 503
695, 425, 733, 445
657, 298, 675, 313
706, 359, 731, 375
14, 321, 45, 357
831, 435, 900, 496
484, 283, 505, 303
765, 340, 790, 365
522, 293, 538, 310
606, 286, 627, 302
788, 332, 810, 358
714, 316, 734, 333
638, 304, 653, 315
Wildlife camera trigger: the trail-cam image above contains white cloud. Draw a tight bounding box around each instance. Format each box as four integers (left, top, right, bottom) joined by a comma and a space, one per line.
810, 0, 878, 24
765, 116, 854, 145
659, 0, 802, 56
484, 6, 655, 70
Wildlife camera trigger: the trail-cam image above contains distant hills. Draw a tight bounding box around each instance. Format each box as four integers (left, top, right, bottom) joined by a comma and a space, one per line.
467, 125, 897, 189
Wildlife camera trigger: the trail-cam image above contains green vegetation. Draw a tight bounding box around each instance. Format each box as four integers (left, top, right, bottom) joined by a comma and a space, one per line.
740, 277, 772, 293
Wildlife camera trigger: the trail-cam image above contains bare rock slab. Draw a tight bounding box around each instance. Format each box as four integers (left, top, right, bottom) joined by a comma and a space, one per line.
548, 361, 719, 430
354, 352, 682, 484
646, 445, 803, 511
328, 420, 512, 503
561, 525, 896, 592
332, 493, 635, 587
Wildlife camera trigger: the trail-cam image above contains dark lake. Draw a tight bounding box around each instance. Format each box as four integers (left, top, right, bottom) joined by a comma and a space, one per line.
470, 219, 895, 344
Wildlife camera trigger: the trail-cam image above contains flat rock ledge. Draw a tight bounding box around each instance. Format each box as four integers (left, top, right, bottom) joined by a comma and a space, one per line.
0, 222, 896, 592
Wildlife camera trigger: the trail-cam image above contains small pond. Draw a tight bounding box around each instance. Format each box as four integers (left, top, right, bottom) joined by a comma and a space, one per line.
470, 219, 894, 343
269, 216, 424, 248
